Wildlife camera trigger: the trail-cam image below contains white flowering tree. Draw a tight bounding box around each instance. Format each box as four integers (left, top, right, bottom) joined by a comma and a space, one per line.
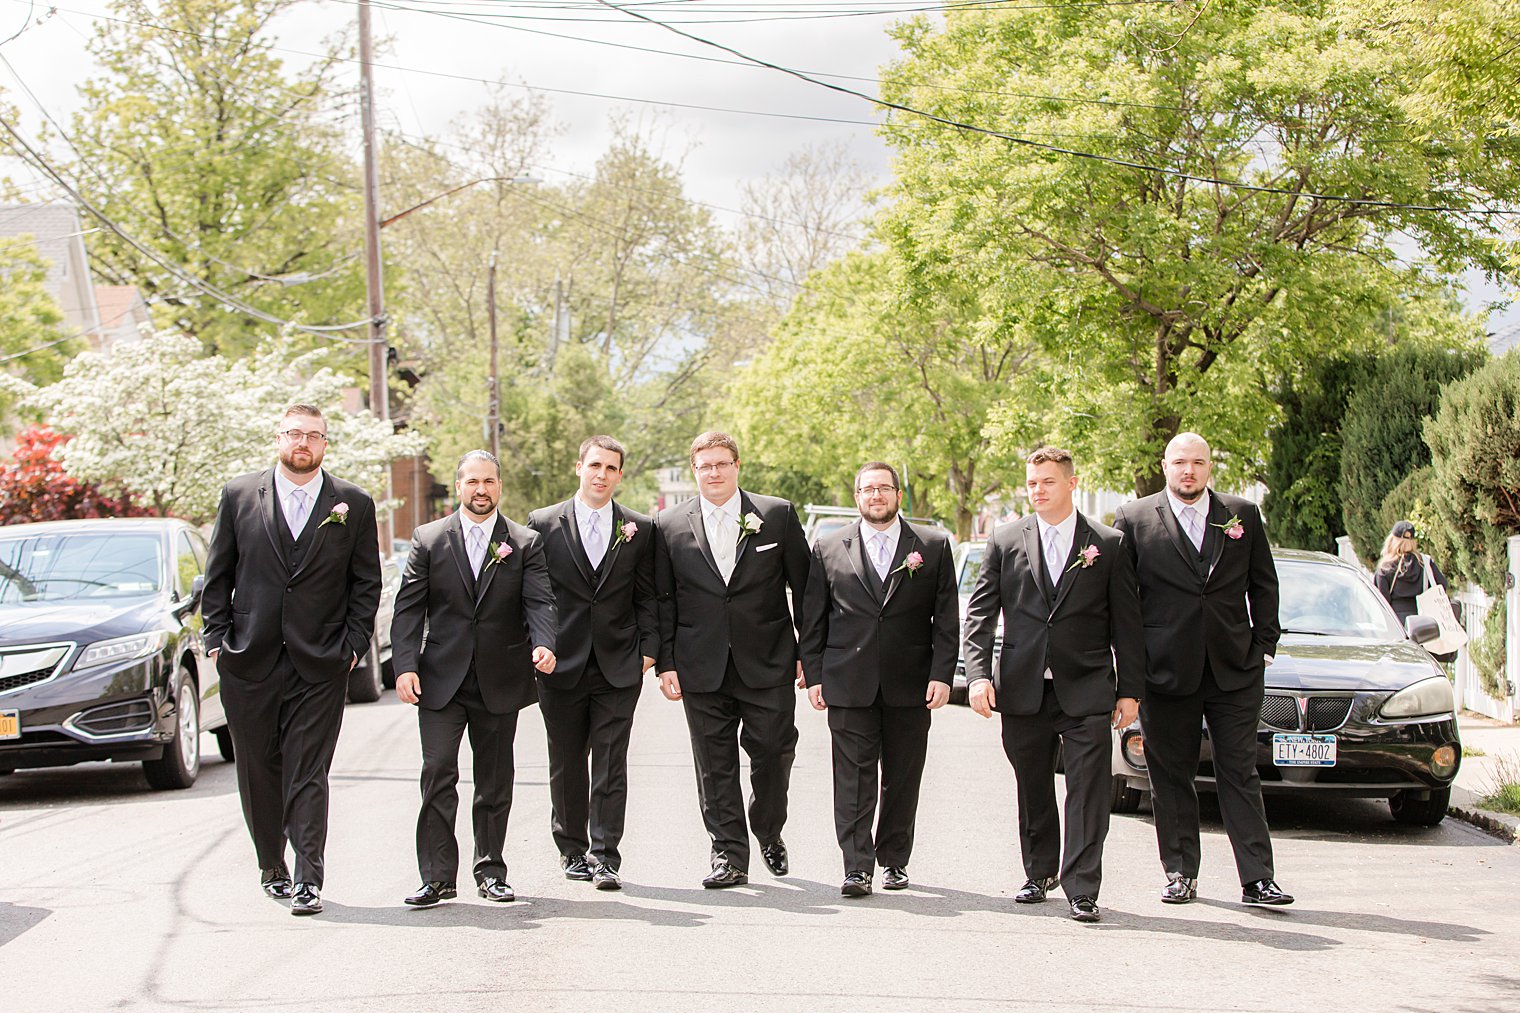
16, 332, 424, 522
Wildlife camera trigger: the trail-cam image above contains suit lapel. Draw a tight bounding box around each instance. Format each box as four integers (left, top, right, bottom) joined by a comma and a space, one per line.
1154, 497, 1204, 580
288, 475, 339, 582
475, 515, 509, 607
444, 513, 475, 597
880, 520, 916, 608
1049, 514, 1089, 617
1204, 493, 1228, 580
560, 499, 596, 587
685, 499, 723, 581
594, 504, 626, 595
731, 492, 758, 574
848, 525, 881, 600
1020, 516, 1052, 607
258, 471, 287, 567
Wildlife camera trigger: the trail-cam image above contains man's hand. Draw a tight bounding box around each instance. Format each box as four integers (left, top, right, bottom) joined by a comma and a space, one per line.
1111, 696, 1139, 730
658, 670, 682, 701
969, 679, 996, 718
396, 671, 421, 705
532, 646, 556, 674
1264, 654, 1275, 667
808, 685, 826, 711
350, 652, 358, 672
642, 655, 656, 674
926, 681, 950, 710
795, 660, 805, 689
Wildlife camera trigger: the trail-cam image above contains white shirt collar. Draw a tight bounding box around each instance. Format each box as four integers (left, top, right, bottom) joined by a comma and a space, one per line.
1166, 489, 1211, 522
860, 517, 901, 556
274, 467, 323, 504
701, 490, 741, 523
459, 509, 497, 540
1035, 509, 1078, 555
574, 495, 614, 528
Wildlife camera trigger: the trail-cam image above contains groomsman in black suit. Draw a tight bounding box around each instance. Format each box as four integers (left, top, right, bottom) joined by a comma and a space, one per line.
527, 436, 657, 891
1112, 432, 1291, 907
963, 447, 1143, 922
392, 450, 558, 907
654, 431, 811, 888
203, 403, 381, 916
798, 462, 957, 897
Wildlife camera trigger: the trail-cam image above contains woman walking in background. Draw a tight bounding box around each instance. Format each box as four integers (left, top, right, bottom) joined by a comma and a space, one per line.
1375, 520, 1459, 662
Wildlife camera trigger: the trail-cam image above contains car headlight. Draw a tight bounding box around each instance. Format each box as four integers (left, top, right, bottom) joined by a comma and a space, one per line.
74, 632, 170, 670
1379, 676, 1455, 720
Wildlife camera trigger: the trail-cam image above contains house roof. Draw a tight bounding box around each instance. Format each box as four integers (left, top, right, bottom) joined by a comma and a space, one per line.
93, 285, 143, 331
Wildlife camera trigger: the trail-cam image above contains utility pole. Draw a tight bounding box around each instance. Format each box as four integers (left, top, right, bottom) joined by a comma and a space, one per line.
487, 252, 500, 463
358, 0, 393, 550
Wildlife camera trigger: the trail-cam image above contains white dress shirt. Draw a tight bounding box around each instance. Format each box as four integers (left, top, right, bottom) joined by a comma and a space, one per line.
274, 469, 324, 540
1167, 489, 1212, 553
1034, 509, 1079, 680
702, 490, 742, 583
860, 518, 901, 581
459, 510, 496, 576
575, 496, 615, 568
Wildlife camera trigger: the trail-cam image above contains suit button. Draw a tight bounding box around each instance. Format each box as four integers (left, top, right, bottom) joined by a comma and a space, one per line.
285, 587, 292, 593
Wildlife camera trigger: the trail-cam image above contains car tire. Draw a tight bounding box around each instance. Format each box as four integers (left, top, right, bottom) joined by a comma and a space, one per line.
1110, 775, 1144, 814
144, 673, 201, 790
1390, 787, 1450, 826
381, 653, 396, 690
347, 639, 384, 704
213, 727, 235, 762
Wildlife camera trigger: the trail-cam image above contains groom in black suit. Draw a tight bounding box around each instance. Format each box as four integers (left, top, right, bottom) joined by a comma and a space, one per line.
1112, 432, 1290, 907
392, 450, 558, 907
203, 402, 381, 916
653, 431, 811, 887
527, 435, 657, 890
963, 447, 1143, 922
798, 462, 957, 897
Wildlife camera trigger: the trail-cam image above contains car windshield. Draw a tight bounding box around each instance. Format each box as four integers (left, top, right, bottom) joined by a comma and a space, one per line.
1278, 559, 1403, 640
958, 543, 985, 595
0, 532, 164, 602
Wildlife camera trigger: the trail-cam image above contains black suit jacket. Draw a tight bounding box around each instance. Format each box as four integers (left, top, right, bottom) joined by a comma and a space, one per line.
204, 468, 381, 684
653, 491, 811, 693
798, 519, 958, 708
1112, 490, 1280, 696
526, 498, 657, 689
391, 512, 558, 714
963, 512, 1144, 717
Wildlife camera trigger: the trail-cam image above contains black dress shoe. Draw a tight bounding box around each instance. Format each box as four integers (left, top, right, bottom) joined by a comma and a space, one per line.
1069, 896, 1101, 922
290, 883, 322, 916
702, 862, 749, 889
1242, 879, 1294, 906
840, 871, 872, 897
260, 866, 293, 899
404, 881, 456, 907
881, 866, 909, 891
760, 839, 789, 877
1161, 874, 1198, 904
1014, 877, 1059, 904
592, 864, 622, 891
562, 855, 593, 881
478, 877, 516, 902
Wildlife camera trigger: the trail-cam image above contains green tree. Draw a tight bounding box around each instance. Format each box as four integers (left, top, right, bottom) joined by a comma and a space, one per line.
63, 0, 364, 355
0, 241, 79, 419
876, 0, 1517, 495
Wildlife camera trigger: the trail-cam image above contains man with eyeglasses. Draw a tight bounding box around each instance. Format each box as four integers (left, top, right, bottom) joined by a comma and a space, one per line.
653, 431, 811, 888
798, 462, 957, 897
203, 403, 381, 916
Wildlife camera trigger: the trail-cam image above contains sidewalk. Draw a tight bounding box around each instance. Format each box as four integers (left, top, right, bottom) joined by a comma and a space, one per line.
1453, 712, 1520, 843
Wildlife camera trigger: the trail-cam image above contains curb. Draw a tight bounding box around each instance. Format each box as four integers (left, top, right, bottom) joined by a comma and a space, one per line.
1449, 785, 1520, 844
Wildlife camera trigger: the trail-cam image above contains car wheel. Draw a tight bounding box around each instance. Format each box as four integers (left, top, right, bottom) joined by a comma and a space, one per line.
1390, 787, 1451, 826
347, 638, 384, 704
144, 673, 201, 790
1110, 775, 1144, 814
213, 727, 235, 762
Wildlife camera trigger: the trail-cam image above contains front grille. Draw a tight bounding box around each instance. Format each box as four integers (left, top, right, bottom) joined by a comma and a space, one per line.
72, 699, 155, 737
1260, 695, 1300, 730
0, 642, 75, 697
0, 667, 54, 694
1306, 696, 1354, 731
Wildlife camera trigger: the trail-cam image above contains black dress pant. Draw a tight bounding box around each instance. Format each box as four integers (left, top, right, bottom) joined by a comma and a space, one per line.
1141, 663, 1274, 885
827, 691, 931, 875
220, 650, 347, 888
680, 657, 798, 872
416, 670, 520, 885
539, 655, 641, 870
999, 682, 1112, 900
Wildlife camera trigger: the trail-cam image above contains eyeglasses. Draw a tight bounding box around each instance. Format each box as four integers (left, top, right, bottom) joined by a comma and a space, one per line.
279, 429, 328, 444
693, 461, 736, 476
856, 485, 898, 497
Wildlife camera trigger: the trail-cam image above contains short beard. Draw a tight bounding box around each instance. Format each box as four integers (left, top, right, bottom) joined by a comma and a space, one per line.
1166, 480, 1204, 504
463, 496, 498, 520
279, 450, 321, 477
861, 502, 900, 525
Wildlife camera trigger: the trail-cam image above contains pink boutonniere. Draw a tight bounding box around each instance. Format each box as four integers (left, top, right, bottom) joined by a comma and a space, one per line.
318, 502, 349, 528
891, 550, 925, 578
1067, 543, 1101, 572
1213, 515, 1245, 540
486, 540, 513, 568
613, 520, 638, 548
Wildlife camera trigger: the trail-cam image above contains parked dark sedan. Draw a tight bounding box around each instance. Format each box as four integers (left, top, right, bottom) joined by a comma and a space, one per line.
0, 518, 227, 789
1111, 549, 1461, 825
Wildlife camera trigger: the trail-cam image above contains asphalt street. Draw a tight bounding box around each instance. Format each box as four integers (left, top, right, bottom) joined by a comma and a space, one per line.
4, 683, 1518, 1012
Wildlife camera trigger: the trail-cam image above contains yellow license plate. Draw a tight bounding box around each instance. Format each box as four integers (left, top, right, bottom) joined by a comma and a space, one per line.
0, 709, 19, 740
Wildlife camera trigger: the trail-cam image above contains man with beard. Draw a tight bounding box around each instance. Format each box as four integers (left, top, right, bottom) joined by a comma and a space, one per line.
204, 403, 381, 915
798, 462, 957, 897
527, 436, 657, 890
1113, 432, 1290, 907
393, 450, 557, 906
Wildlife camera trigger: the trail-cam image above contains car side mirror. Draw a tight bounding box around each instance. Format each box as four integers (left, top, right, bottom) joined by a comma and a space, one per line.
1405, 615, 1440, 645
174, 575, 206, 618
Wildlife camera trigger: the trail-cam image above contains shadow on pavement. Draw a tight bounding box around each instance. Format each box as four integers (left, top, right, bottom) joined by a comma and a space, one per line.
0, 754, 239, 807
0, 902, 52, 948
1198, 898, 1491, 943
317, 895, 713, 931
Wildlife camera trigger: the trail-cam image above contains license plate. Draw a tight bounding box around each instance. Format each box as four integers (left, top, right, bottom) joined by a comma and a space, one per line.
1272, 733, 1335, 766
0, 709, 18, 740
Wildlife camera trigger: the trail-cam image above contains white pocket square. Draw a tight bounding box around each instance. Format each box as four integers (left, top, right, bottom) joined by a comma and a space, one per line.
753, 542, 779, 553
